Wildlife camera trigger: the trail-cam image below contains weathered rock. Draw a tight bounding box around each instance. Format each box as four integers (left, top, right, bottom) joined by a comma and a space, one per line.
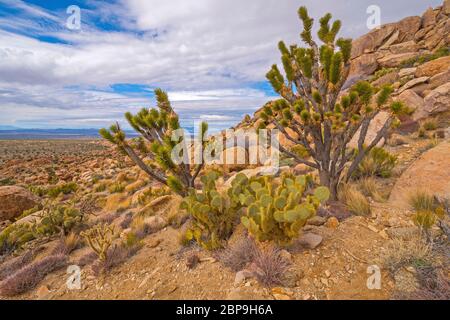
234, 270, 253, 287
297, 233, 323, 250
372, 71, 399, 87
445, 0, 450, 15
388, 41, 420, 55
307, 216, 327, 226
0, 186, 39, 222
378, 52, 421, 68
415, 56, 450, 77
349, 54, 378, 77
348, 111, 390, 149
421, 8, 438, 28
351, 25, 396, 58
413, 83, 450, 120
143, 216, 167, 232
398, 76, 430, 93
428, 70, 450, 90
396, 90, 424, 112
398, 67, 417, 78
389, 141, 450, 209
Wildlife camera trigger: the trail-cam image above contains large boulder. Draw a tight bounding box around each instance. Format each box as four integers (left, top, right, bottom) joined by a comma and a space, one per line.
396, 90, 424, 113
378, 52, 421, 68
413, 83, 450, 120
348, 111, 390, 149
414, 56, 450, 77
389, 141, 450, 209
349, 54, 379, 78
0, 186, 39, 222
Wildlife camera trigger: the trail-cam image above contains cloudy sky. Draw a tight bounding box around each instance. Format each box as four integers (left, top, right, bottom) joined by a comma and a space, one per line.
0, 0, 442, 131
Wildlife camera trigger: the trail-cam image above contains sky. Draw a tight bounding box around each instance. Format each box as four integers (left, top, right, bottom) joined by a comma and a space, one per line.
0, 0, 442, 131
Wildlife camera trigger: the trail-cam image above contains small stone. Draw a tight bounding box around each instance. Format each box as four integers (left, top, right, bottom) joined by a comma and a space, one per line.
297, 233, 323, 250
280, 249, 292, 262
36, 285, 51, 300
147, 238, 162, 248
320, 278, 329, 286
324, 270, 331, 278
325, 217, 339, 229
307, 216, 327, 226
273, 293, 292, 300
234, 270, 253, 287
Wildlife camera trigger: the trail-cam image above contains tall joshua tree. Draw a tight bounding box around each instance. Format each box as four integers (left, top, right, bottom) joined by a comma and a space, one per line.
260, 7, 404, 200
99, 89, 208, 197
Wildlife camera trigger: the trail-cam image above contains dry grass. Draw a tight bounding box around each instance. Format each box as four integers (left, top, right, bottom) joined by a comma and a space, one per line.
0, 250, 36, 282
339, 184, 371, 216
408, 190, 436, 212
250, 245, 291, 287
217, 236, 257, 272
382, 236, 434, 274
358, 177, 385, 202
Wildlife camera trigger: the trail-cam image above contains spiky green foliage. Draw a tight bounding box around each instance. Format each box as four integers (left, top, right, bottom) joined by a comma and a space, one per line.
235, 173, 329, 245
354, 147, 398, 179
0, 224, 35, 255
100, 89, 208, 197
33, 204, 83, 236
260, 7, 401, 199
180, 171, 241, 250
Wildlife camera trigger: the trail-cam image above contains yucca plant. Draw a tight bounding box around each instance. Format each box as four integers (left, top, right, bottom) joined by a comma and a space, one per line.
100, 89, 208, 197
259, 7, 406, 200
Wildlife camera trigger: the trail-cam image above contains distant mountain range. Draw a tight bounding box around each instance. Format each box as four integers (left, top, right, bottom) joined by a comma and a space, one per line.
0, 128, 138, 140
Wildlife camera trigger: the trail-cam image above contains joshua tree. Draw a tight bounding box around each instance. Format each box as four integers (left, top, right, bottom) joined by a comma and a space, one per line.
100, 89, 208, 197
259, 7, 404, 200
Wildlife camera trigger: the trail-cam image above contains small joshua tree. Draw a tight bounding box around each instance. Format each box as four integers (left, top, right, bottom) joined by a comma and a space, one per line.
260, 7, 404, 200
100, 89, 208, 197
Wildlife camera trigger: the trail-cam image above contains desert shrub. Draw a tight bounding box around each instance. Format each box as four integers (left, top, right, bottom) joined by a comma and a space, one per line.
422, 120, 437, 131
186, 252, 200, 269
369, 67, 397, 82
382, 237, 433, 275
405, 269, 450, 300
81, 224, 116, 262
91, 244, 130, 276
108, 182, 126, 194
17, 204, 42, 220
94, 182, 107, 192
137, 187, 171, 206
358, 177, 384, 202
46, 182, 78, 198
34, 204, 83, 236
0, 178, 15, 186
354, 147, 397, 178
0, 224, 35, 255
180, 171, 242, 250
237, 173, 330, 245
408, 191, 436, 212
0, 254, 67, 296
0, 250, 35, 281
217, 236, 257, 272
120, 213, 133, 229
339, 184, 371, 216
250, 245, 291, 287
51, 232, 80, 255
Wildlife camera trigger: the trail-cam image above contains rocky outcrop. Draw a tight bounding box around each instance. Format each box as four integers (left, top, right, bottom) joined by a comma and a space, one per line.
413, 83, 450, 120
389, 141, 450, 209
0, 186, 39, 222
349, 2, 449, 79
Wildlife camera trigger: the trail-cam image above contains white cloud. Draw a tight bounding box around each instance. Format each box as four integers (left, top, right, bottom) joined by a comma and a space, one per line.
0, 0, 443, 129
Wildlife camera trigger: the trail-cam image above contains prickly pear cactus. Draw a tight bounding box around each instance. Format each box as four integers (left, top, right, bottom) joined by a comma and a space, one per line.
180, 171, 241, 250
34, 205, 82, 236
239, 174, 330, 246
